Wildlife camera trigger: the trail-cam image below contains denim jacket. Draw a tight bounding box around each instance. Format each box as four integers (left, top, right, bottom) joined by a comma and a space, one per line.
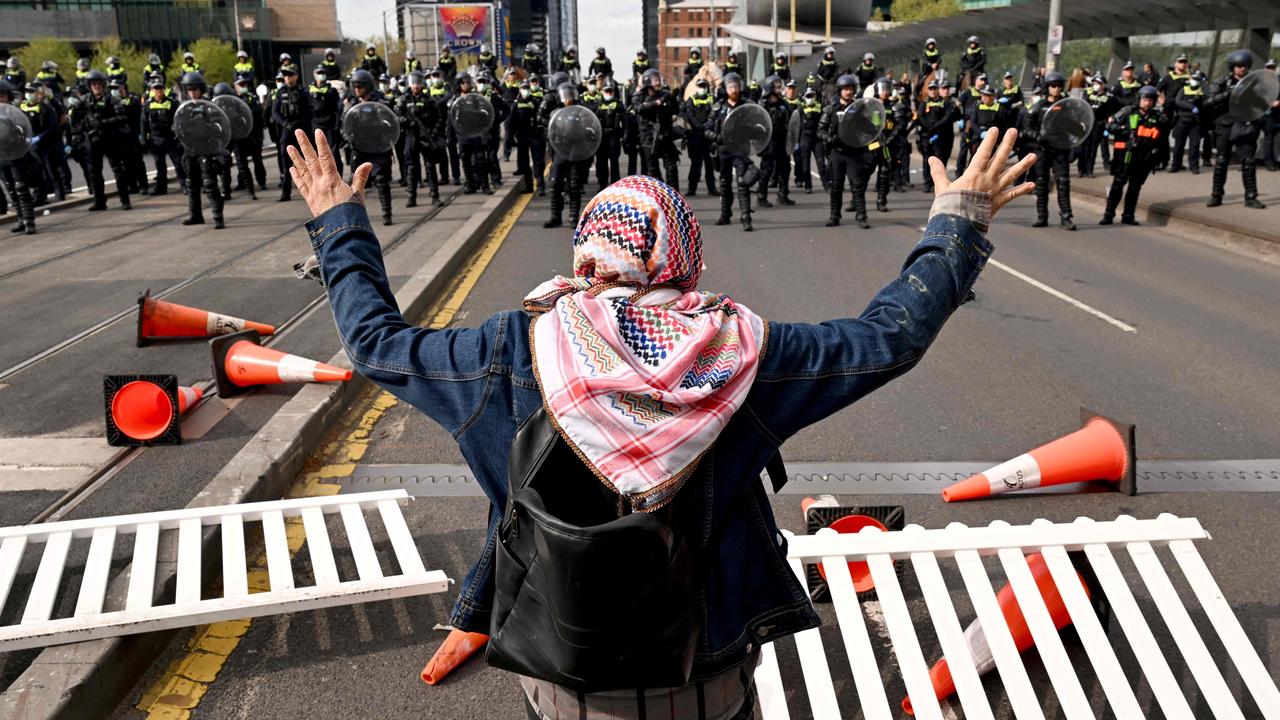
306, 191, 993, 679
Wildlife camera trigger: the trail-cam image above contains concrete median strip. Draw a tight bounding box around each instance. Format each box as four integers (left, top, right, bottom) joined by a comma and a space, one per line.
0, 179, 523, 720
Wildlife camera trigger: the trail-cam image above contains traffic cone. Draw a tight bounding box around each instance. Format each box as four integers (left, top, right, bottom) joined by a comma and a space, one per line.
801, 497, 904, 600
211, 329, 352, 398
420, 629, 489, 686
902, 553, 1090, 715
136, 289, 275, 347
942, 409, 1136, 502
104, 374, 202, 446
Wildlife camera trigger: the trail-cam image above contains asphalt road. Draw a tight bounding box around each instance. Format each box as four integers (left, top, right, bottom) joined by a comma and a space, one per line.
95, 165, 1280, 719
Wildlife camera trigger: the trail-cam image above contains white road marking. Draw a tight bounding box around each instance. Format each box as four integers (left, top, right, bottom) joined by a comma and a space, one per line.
914, 226, 1137, 334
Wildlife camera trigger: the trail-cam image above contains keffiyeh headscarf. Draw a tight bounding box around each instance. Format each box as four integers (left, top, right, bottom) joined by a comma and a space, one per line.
524, 176, 766, 511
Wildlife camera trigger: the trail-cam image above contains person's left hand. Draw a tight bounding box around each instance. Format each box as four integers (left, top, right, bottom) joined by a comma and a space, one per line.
285, 128, 373, 218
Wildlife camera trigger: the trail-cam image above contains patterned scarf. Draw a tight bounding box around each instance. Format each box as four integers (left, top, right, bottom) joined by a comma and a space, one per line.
523, 176, 766, 511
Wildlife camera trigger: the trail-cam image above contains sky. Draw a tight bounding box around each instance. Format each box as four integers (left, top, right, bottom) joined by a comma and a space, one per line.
337, 0, 643, 60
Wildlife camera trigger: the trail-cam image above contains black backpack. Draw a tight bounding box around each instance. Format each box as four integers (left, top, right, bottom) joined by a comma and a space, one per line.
486, 405, 788, 692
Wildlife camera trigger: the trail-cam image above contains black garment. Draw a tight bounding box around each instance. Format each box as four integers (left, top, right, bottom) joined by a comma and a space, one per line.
523, 53, 548, 79
1205, 72, 1265, 204
508, 93, 541, 191
1, 153, 40, 233
680, 93, 717, 194
959, 46, 986, 85
631, 86, 681, 191
757, 95, 793, 205
344, 92, 395, 223
1170, 83, 1206, 172
117, 93, 149, 193
75, 92, 131, 209
272, 82, 313, 199
854, 63, 879, 90
1078, 88, 1119, 176
593, 95, 624, 190
182, 154, 224, 227
708, 97, 759, 229
1112, 78, 1142, 106
918, 95, 959, 191
141, 94, 186, 193
360, 54, 388, 78
795, 100, 828, 190
398, 89, 445, 204
1104, 104, 1173, 220
1021, 95, 1074, 224
557, 54, 580, 76
818, 98, 877, 226
588, 56, 613, 79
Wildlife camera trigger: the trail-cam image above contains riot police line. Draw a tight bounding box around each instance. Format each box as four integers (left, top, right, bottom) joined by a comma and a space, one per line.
1, 39, 1276, 238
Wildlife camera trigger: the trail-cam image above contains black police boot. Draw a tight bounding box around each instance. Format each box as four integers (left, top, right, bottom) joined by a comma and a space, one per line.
9, 221, 24, 234
1120, 215, 1139, 225
687, 177, 698, 197
568, 188, 583, 227
1060, 215, 1077, 231
1032, 188, 1049, 226
211, 201, 225, 230
182, 187, 204, 225
825, 188, 841, 227
1101, 179, 1123, 225
278, 176, 291, 202
406, 168, 418, 208
1243, 164, 1266, 209
378, 183, 393, 226
777, 178, 795, 206
544, 187, 564, 228
15, 189, 35, 235
715, 177, 732, 225
426, 166, 442, 205
876, 193, 888, 212
756, 174, 772, 207
1207, 162, 1228, 206
1056, 176, 1074, 229
853, 193, 871, 229
738, 188, 753, 232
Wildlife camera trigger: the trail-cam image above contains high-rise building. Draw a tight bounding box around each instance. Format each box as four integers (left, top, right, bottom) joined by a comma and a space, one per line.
657, 0, 735, 86
396, 0, 577, 71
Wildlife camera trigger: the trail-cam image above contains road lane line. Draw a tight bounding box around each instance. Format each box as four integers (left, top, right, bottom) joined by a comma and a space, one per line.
987, 258, 1137, 333
133, 189, 533, 720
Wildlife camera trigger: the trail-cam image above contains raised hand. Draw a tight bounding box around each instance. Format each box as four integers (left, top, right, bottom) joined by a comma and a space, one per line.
928, 127, 1037, 219
285, 128, 374, 219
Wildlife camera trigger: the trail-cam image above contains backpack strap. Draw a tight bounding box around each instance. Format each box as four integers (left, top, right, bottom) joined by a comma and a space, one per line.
765, 451, 789, 494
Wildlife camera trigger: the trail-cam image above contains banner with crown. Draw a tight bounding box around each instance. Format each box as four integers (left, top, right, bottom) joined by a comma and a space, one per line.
439, 5, 491, 58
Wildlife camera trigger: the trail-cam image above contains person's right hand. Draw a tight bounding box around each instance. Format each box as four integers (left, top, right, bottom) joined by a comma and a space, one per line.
928, 126, 1036, 218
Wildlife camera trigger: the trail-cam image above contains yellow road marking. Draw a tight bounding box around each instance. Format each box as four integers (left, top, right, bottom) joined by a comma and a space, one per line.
135, 192, 532, 719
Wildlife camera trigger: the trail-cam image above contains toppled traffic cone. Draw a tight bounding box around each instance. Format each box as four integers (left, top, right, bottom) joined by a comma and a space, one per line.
136, 289, 275, 347
104, 374, 202, 446
942, 409, 1136, 502
801, 497, 904, 601
211, 329, 351, 398
420, 629, 489, 685
903, 553, 1089, 715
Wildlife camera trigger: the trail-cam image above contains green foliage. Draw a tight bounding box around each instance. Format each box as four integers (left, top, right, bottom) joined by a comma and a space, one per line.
90, 36, 153, 95
166, 38, 237, 88
10, 38, 78, 82
344, 36, 405, 77
884, 0, 962, 24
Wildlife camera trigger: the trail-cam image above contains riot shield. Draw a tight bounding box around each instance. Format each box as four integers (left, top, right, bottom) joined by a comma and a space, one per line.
837, 98, 885, 148
547, 105, 602, 162
720, 103, 771, 157
1229, 69, 1280, 122
0, 103, 33, 162
786, 108, 802, 150
1040, 96, 1094, 150
174, 100, 232, 155
450, 93, 495, 139
342, 101, 401, 154
211, 94, 254, 141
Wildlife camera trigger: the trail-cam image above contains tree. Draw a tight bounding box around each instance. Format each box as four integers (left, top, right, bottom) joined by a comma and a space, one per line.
11, 38, 78, 83
345, 36, 405, 78
883, 0, 961, 24
90, 36, 153, 95
167, 38, 237, 89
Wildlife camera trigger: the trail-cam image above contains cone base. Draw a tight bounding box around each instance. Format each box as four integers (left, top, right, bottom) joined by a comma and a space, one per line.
104, 374, 183, 447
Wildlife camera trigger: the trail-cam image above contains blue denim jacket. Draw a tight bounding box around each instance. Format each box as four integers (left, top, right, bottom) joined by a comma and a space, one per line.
306, 194, 993, 678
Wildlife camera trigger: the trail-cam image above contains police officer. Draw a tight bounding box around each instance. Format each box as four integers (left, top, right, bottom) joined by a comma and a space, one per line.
234, 76, 267, 191
428, 68, 460, 187
1262, 58, 1278, 172
4, 58, 25, 91
956, 72, 989, 174
477, 45, 498, 76
770, 52, 791, 82
438, 47, 457, 85
1158, 53, 1191, 100
816, 47, 839, 100
854, 53, 879, 90
227, 50, 252, 85
960, 36, 986, 87
543, 83, 592, 228
558, 45, 581, 79
35, 80, 72, 199
918, 79, 959, 193
75, 69, 131, 211
398, 71, 445, 207
589, 47, 612, 80
179, 52, 201, 76
1139, 62, 1161, 88
684, 49, 705, 90
1169, 73, 1205, 173
507, 79, 540, 193
176, 72, 224, 228
1021, 70, 1076, 229
309, 67, 341, 174
18, 80, 58, 206
631, 49, 651, 84
1079, 74, 1118, 177
522, 44, 547, 79
921, 38, 943, 79
143, 53, 165, 85
819, 74, 874, 228
343, 69, 396, 224
1205, 50, 1266, 209
708, 73, 758, 231
1101, 85, 1171, 225
210, 82, 254, 201
453, 75, 493, 195
0, 80, 40, 234
36, 61, 64, 97
593, 80, 623, 190
105, 56, 127, 88
475, 73, 508, 189
631, 68, 680, 191
877, 78, 910, 204
756, 76, 794, 207
997, 71, 1021, 127
1111, 61, 1140, 106
73, 58, 93, 94
272, 65, 311, 202
111, 77, 148, 195
361, 44, 387, 77
403, 48, 421, 76
723, 52, 743, 77
680, 77, 717, 196
795, 87, 827, 193
965, 85, 1001, 161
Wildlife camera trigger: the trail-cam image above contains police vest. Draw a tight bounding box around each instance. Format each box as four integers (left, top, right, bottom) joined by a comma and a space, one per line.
429, 87, 446, 98
688, 58, 704, 68
1087, 91, 1109, 106
925, 49, 940, 61
803, 103, 822, 115
966, 46, 982, 55
530, 89, 545, 100
37, 71, 57, 81
634, 60, 650, 71
597, 100, 618, 112
978, 102, 998, 112
926, 100, 944, 111
692, 95, 713, 107
19, 100, 41, 117
144, 64, 163, 77
76, 70, 91, 80
582, 92, 600, 103
310, 84, 332, 96
1182, 85, 1203, 97
405, 59, 421, 73
563, 57, 579, 68
516, 99, 535, 111
234, 62, 254, 75
784, 97, 800, 109
1119, 79, 1140, 91
1003, 85, 1021, 97
724, 62, 740, 73
771, 63, 786, 73
820, 59, 837, 68
180, 63, 200, 73
479, 53, 495, 63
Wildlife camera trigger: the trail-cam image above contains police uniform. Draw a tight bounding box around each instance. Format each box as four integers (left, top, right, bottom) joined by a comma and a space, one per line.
523, 48, 547, 79
679, 83, 718, 195
507, 82, 541, 193
588, 50, 613, 80
757, 81, 794, 207
142, 60, 166, 85
176, 75, 225, 228
542, 86, 593, 228
631, 71, 681, 191
593, 86, 624, 190
854, 59, 879, 92
1102, 88, 1172, 224
920, 40, 943, 79
816, 49, 839, 101
398, 78, 446, 206
959, 37, 986, 86
438, 52, 458, 84
1205, 52, 1267, 209
770, 55, 791, 83
210, 83, 254, 201
234, 58, 256, 85
631, 54, 651, 84
74, 71, 132, 211
1079, 80, 1118, 177
309, 74, 343, 175
878, 85, 911, 205
795, 91, 828, 192
955, 78, 988, 174
917, 85, 960, 192
684, 52, 705, 90
317, 55, 341, 82
4, 81, 43, 233
477, 49, 499, 76
113, 81, 149, 195
3, 63, 26, 92
707, 82, 758, 231
17, 86, 59, 205
477, 80, 509, 188
1169, 77, 1205, 173
454, 81, 495, 194
360, 49, 388, 78
558, 48, 581, 78
105, 60, 127, 89
1020, 73, 1076, 229
271, 68, 312, 202
817, 77, 876, 228
236, 82, 268, 190
343, 75, 396, 224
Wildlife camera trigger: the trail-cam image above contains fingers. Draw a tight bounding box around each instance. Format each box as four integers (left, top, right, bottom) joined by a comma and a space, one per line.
286, 144, 305, 172
928, 156, 950, 194
997, 152, 1037, 190
987, 128, 1019, 178
351, 163, 373, 197
294, 128, 319, 168
969, 127, 999, 175
314, 129, 335, 175
994, 181, 1036, 211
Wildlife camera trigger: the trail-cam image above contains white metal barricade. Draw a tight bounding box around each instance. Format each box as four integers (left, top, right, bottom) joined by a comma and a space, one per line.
0, 490, 448, 652
755, 514, 1280, 720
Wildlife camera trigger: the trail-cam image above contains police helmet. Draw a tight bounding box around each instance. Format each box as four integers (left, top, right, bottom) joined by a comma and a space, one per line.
525, 43, 538, 54
77, 58, 90, 70
636, 48, 647, 58
690, 48, 701, 58
695, 78, 709, 89
6, 57, 18, 70
213, 82, 233, 97
727, 51, 739, 62
1090, 73, 1105, 85
275, 71, 284, 81
875, 78, 893, 96
42, 60, 57, 72
803, 87, 817, 98
1266, 58, 1277, 69
106, 56, 120, 66
1137, 85, 1158, 100
566, 45, 577, 55
548, 71, 569, 89
1123, 60, 1135, 70
237, 50, 249, 59
456, 74, 473, 89
85, 68, 107, 83
824, 46, 835, 57
279, 52, 292, 63
835, 73, 858, 90
980, 85, 996, 97
1003, 71, 1014, 79
279, 66, 297, 76
480, 45, 490, 55
967, 35, 980, 45
184, 52, 194, 61
976, 72, 988, 83
313, 66, 327, 79
148, 54, 160, 65
641, 67, 662, 88
1225, 50, 1253, 69
558, 82, 577, 102
407, 71, 424, 87
350, 69, 375, 90
927, 79, 939, 89
1175, 53, 1188, 63
862, 52, 874, 63
180, 71, 206, 89
1044, 70, 1066, 86
722, 72, 743, 92
366, 43, 377, 52
775, 52, 786, 62
763, 74, 781, 94
406, 48, 417, 59
596, 47, 606, 56
925, 37, 937, 47
147, 76, 165, 90
0, 80, 13, 99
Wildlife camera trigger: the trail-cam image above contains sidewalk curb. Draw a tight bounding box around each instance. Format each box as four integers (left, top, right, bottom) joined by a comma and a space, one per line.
0, 181, 523, 720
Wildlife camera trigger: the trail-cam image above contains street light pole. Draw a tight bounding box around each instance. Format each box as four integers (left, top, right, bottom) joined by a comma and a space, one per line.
771, 0, 778, 61
1045, 0, 1062, 71
232, 0, 243, 52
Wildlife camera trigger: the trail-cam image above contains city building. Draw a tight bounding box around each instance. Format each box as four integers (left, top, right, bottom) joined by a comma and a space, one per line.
396, 0, 577, 72
657, 0, 736, 85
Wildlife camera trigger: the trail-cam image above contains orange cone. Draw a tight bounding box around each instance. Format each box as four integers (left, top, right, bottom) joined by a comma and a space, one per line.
136, 289, 275, 347
420, 629, 489, 686
903, 553, 1089, 715
802, 496, 890, 593
104, 375, 202, 446
211, 330, 352, 398
942, 410, 1136, 502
